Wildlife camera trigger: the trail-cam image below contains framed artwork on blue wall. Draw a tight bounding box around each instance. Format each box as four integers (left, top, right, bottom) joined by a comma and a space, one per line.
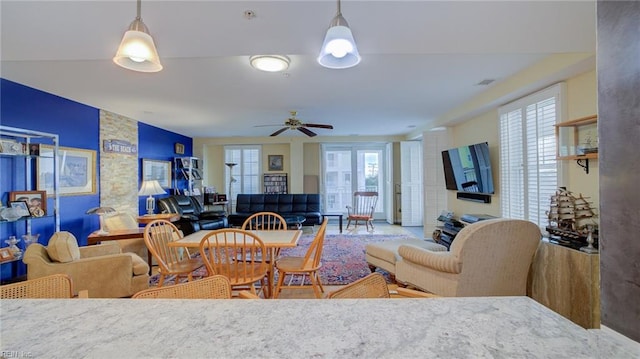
142, 159, 172, 188
37, 145, 97, 196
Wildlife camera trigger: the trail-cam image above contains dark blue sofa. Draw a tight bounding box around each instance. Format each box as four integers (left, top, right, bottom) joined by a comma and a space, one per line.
227, 194, 322, 228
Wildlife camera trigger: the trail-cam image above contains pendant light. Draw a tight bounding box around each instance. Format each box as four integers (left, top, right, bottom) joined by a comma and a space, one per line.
113, 0, 163, 72
317, 0, 361, 69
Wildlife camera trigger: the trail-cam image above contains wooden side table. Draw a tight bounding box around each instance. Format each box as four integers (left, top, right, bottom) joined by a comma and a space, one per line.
136, 213, 180, 225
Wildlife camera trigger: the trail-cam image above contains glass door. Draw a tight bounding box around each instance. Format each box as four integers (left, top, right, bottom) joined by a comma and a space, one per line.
322, 144, 386, 218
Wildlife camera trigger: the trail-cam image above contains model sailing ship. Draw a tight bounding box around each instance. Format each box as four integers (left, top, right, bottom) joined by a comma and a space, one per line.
546, 187, 598, 250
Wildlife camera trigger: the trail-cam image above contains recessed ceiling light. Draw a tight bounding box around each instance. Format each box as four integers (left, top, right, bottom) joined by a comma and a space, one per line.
249, 55, 290, 72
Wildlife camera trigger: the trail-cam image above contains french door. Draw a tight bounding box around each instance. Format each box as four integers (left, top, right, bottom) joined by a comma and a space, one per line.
321, 144, 386, 218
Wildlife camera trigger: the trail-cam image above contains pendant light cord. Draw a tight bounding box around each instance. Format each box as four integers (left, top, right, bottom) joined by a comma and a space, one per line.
136, 0, 142, 20
336, 0, 342, 16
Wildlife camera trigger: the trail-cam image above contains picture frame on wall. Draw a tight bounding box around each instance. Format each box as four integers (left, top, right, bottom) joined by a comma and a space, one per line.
37, 145, 97, 196
142, 159, 172, 188
268, 155, 283, 171
0, 248, 14, 263
9, 190, 47, 217
174, 143, 185, 155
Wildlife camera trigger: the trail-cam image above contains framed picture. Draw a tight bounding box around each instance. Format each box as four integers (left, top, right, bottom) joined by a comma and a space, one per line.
9, 190, 47, 217
180, 157, 191, 168
37, 145, 97, 196
142, 159, 172, 188
0, 248, 14, 262
174, 143, 185, 155
9, 200, 31, 218
268, 155, 283, 171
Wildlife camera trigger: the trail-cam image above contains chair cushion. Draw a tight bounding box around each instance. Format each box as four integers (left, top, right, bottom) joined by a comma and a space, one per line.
46, 231, 81, 263
366, 239, 447, 265
126, 253, 150, 276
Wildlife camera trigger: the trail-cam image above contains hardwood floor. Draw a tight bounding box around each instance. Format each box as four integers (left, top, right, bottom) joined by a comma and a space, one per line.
151, 221, 424, 299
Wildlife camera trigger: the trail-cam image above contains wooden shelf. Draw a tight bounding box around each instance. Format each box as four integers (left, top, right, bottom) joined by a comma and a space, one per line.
555, 115, 598, 173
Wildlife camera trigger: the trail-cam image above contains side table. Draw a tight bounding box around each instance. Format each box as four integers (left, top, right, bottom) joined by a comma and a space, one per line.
322, 213, 343, 233
137, 213, 180, 225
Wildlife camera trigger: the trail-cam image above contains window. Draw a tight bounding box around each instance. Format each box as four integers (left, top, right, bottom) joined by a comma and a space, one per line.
499, 83, 564, 228
224, 146, 261, 207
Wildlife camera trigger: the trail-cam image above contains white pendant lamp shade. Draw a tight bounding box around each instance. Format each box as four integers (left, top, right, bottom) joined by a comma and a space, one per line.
113, 1, 162, 73
318, 3, 360, 69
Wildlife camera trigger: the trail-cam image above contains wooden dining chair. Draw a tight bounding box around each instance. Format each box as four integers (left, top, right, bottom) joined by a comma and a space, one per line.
273, 217, 328, 299
0, 273, 78, 298
199, 229, 268, 296
327, 272, 390, 299
346, 191, 378, 231
132, 275, 232, 299
144, 219, 204, 287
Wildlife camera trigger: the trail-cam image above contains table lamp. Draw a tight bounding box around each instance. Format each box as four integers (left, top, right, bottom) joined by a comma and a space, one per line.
85, 207, 116, 235
138, 179, 167, 215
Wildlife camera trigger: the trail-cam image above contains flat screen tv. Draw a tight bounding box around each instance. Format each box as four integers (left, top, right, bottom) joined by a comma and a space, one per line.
442, 142, 495, 194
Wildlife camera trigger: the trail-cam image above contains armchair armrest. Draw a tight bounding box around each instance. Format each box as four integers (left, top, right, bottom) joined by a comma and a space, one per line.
198, 210, 226, 219
398, 245, 461, 274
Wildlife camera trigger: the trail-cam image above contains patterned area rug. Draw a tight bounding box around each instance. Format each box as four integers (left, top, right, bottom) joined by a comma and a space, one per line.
149, 233, 416, 286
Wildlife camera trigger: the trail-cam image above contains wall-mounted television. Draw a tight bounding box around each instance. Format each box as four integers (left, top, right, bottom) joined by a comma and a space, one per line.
442, 142, 495, 197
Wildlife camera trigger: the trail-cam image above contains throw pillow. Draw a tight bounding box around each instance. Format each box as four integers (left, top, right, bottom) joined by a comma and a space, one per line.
47, 231, 80, 263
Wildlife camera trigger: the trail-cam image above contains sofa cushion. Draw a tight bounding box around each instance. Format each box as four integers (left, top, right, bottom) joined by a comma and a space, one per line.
367, 239, 447, 264
126, 253, 150, 276
47, 231, 81, 263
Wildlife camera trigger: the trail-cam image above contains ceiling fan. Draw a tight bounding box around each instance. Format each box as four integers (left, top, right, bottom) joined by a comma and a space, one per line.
256, 111, 334, 137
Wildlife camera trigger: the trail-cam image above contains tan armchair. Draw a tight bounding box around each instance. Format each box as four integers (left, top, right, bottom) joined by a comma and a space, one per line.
23, 231, 149, 298
104, 212, 147, 260
396, 218, 541, 297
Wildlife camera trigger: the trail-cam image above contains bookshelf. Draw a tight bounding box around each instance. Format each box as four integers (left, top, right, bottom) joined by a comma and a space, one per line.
263, 173, 288, 194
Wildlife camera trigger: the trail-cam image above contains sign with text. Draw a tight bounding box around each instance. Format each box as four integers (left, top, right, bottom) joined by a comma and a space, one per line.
103, 139, 137, 155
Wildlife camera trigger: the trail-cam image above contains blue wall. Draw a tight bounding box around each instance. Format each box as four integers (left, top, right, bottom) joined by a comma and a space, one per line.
1, 78, 192, 279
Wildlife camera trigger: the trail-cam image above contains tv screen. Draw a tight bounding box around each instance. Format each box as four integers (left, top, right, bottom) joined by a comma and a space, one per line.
442, 142, 495, 194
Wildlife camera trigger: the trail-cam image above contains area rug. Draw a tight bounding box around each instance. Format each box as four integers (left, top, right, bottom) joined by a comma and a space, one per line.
149, 233, 417, 286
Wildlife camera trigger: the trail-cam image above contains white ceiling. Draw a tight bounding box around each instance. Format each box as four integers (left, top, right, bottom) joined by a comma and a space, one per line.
0, 1, 596, 138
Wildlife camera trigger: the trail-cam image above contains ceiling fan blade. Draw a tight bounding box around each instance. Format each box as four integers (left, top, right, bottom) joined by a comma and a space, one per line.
303, 123, 333, 129
270, 127, 289, 136
298, 127, 317, 137
254, 124, 284, 128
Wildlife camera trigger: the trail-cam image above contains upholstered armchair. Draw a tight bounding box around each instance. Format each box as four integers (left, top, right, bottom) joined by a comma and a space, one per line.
23, 231, 149, 298
396, 218, 541, 297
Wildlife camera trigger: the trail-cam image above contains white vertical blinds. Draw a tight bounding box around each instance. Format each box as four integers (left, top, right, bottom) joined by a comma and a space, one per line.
224, 145, 261, 195
499, 84, 564, 228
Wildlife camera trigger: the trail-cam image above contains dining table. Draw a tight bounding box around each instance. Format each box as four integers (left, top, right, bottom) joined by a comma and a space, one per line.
168, 229, 302, 297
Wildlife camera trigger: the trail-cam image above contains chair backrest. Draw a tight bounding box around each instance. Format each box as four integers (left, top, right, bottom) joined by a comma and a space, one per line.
144, 220, 187, 273
242, 212, 288, 230
301, 217, 328, 270
328, 272, 390, 299
132, 275, 232, 299
1, 273, 74, 299
198, 229, 268, 286
450, 218, 542, 296
348, 192, 378, 217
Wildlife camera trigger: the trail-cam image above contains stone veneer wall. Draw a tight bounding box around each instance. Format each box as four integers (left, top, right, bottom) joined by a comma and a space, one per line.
99, 110, 138, 215
597, 1, 640, 342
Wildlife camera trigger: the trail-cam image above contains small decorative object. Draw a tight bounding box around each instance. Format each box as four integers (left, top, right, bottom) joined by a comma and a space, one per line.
85, 207, 116, 235
4, 236, 22, 260
580, 225, 598, 254
10, 190, 47, 217
0, 247, 14, 262
22, 233, 40, 248
9, 201, 31, 218
268, 155, 283, 171
0, 207, 22, 222
0, 139, 26, 155
174, 143, 185, 155
28, 143, 41, 155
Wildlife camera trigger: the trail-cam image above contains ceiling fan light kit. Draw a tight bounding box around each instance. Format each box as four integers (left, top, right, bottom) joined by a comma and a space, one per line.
249, 55, 290, 72
318, 0, 361, 69
113, 0, 162, 73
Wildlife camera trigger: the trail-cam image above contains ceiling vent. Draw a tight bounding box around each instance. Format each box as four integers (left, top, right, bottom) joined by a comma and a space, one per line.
476, 79, 495, 86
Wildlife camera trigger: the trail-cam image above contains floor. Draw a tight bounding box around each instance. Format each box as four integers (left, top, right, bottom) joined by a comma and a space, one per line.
151, 220, 425, 299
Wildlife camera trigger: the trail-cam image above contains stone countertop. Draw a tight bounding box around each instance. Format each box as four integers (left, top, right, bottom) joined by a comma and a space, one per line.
0, 296, 636, 358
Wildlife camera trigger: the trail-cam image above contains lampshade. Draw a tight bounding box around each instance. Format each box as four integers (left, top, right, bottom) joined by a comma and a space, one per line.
250, 55, 290, 72
113, 0, 162, 73
318, 0, 361, 69
139, 180, 167, 215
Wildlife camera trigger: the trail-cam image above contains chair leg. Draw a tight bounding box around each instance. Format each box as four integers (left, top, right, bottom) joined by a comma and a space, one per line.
346, 219, 352, 230
273, 270, 287, 299
308, 271, 322, 298
158, 274, 166, 287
